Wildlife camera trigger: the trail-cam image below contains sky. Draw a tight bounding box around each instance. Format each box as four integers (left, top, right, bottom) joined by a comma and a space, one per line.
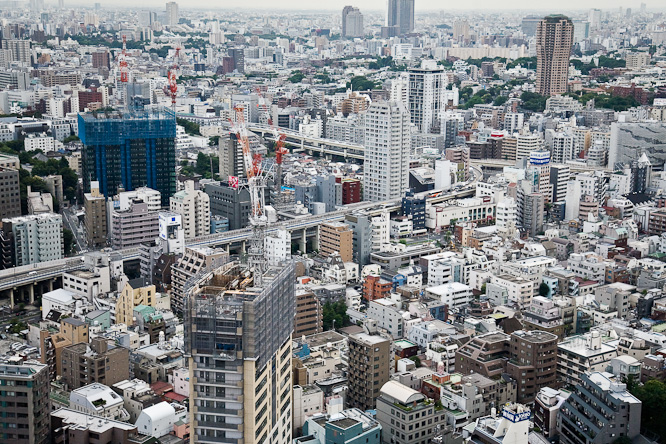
67, 0, 661, 12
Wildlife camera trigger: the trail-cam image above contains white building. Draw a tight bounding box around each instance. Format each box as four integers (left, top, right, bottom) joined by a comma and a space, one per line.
41, 288, 80, 319
170, 180, 210, 239
135, 401, 188, 438
3, 213, 63, 266
158, 212, 185, 255
367, 298, 406, 339
63, 267, 111, 301
24, 133, 56, 152
496, 197, 518, 229
69, 383, 126, 420
265, 228, 291, 266
515, 133, 543, 160
425, 282, 471, 310
292, 385, 325, 433
407, 60, 448, 133
557, 331, 618, 387
116, 187, 162, 212
363, 100, 411, 201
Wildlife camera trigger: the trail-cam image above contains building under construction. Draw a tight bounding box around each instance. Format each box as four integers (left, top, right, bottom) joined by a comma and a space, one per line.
78, 106, 177, 207
184, 259, 295, 444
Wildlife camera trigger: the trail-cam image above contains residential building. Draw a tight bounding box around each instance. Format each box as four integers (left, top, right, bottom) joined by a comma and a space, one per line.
294, 289, 323, 337
165, 1, 178, 26
60, 338, 130, 390
170, 180, 210, 239
536, 15, 574, 96
407, 61, 447, 133
110, 200, 159, 249
298, 408, 381, 444
116, 277, 157, 326
375, 380, 444, 444
363, 101, 410, 201
534, 387, 570, 439
0, 213, 63, 267
0, 359, 50, 444
83, 180, 108, 248
505, 330, 558, 404
557, 331, 618, 387
0, 167, 20, 219
319, 222, 353, 262
558, 372, 641, 444
347, 325, 391, 411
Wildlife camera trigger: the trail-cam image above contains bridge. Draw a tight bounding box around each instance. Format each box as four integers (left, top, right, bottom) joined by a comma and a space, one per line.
247, 123, 365, 160
470, 159, 606, 172
0, 185, 478, 308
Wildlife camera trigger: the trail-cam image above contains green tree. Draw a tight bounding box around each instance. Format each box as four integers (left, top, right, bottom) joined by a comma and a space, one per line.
539, 282, 550, 297
520, 91, 548, 112
629, 378, 666, 440
63, 228, 74, 255
176, 118, 201, 136
322, 300, 350, 331
288, 71, 305, 83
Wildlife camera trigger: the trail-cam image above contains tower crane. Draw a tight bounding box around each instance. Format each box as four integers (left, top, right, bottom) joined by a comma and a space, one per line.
164, 43, 181, 110
119, 35, 129, 105
230, 106, 269, 286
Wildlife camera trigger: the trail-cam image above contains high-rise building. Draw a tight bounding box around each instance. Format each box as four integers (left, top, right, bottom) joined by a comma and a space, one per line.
219, 133, 245, 179
2, 39, 31, 63
549, 164, 571, 204
558, 372, 641, 444
536, 15, 573, 96
386, 0, 414, 35
407, 60, 447, 134
294, 289, 323, 337
83, 181, 108, 248
109, 200, 159, 249
0, 360, 50, 444
79, 107, 176, 207
228, 47, 245, 74
0, 167, 20, 219
92, 50, 110, 69
363, 101, 410, 202
342, 6, 364, 38
521, 15, 541, 36
453, 20, 470, 42
185, 260, 295, 444
165, 1, 178, 27
347, 324, 390, 411
0, 213, 63, 267
170, 180, 210, 239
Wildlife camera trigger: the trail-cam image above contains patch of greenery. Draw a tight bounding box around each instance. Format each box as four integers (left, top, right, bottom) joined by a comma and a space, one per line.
176, 118, 201, 136
520, 91, 548, 112
322, 300, 350, 331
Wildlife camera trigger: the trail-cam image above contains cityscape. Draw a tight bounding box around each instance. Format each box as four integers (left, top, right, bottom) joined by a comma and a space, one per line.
1, 1, 666, 444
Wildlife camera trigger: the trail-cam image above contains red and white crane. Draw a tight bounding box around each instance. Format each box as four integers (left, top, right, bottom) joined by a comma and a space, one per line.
230, 106, 269, 285
164, 44, 181, 110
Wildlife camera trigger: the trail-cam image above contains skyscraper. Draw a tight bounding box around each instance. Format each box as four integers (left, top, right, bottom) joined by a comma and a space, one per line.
536, 15, 573, 96
165, 1, 178, 27
342, 6, 364, 38
407, 60, 447, 133
387, 0, 414, 35
363, 101, 410, 201
78, 106, 176, 207
185, 260, 295, 444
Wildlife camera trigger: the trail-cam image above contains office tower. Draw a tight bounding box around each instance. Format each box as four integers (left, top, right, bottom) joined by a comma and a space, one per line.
319, 222, 353, 262
521, 15, 541, 36
558, 372, 641, 444
0, 213, 63, 267
0, 167, 20, 219
386, 0, 414, 35
228, 47, 245, 74
588, 8, 601, 28
0, 360, 50, 444
61, 338, 130, 390
170, 180, 210, 239
79, 107, 176, 207
204, 181, 252, 231
572, 19, 589, 43
185, 260, 295, 444
165, 1, 178, 27
347, 324, 390, 411
453, 20, 470, 42
407, 60, 446, 134
535, 15, 574, 96
342, 6, 364, 38
363, 101, 410, 201
83, 181, 108, 248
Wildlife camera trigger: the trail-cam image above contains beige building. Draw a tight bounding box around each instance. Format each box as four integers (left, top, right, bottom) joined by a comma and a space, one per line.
536, 15, 574, 96
170, 180, 210, 239
319, 222, 353, 262
116, 277, 157, 326
84, 181, 108, 248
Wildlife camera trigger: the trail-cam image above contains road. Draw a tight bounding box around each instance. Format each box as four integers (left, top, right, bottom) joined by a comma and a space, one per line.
62, 206, 87, 253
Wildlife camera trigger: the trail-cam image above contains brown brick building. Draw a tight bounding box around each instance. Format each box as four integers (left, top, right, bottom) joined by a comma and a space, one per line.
60, 338, 129, 390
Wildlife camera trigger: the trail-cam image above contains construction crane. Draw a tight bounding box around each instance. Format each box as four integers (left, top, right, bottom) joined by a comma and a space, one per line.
230, 106, 269, 285
164, 44, 181, 110
267, 118, 289, 196
119, 35, 129, 105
